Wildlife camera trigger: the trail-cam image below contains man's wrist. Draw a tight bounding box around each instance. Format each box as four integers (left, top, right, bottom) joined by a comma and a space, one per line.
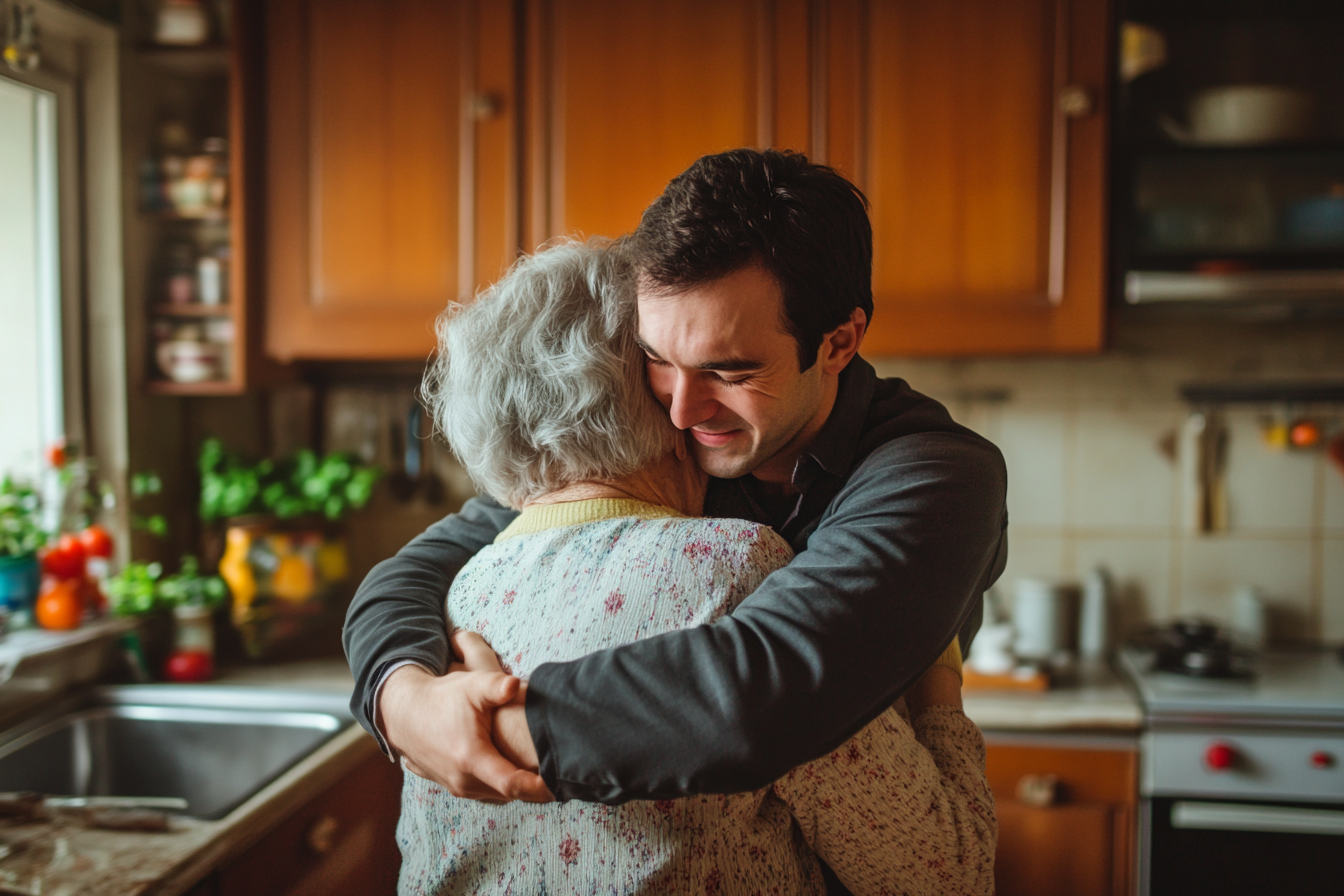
379, 663, 434, 758
493, 682, 539, 771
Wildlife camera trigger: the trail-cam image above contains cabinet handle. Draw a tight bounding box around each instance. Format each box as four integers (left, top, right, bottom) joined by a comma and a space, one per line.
1046, 3, 1092, 306
1058, 84, 1094, 120
470, 91, 505, 121
1016, 773, 1064, 807
307, 814, 340, 855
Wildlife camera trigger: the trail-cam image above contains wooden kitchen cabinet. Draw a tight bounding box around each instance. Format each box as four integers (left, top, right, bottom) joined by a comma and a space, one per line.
522, 0, 814, 246
985, 737, 1138, 896
824, 0, 1112, 355
216, 751, 402, 896
265, 0, 518, 361
263, 0, 1112, 361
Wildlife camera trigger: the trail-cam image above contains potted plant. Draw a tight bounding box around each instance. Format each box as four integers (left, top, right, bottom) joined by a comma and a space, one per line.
0, 477, 45, 621
199, 438, 380, 658
105, 555, 228, 681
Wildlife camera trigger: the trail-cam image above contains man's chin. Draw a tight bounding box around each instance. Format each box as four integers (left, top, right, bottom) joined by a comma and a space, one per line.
690, 444, 758, 480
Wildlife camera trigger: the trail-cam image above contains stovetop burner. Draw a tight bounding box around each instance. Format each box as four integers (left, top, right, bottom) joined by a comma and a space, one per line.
1142, 619, 1255, 680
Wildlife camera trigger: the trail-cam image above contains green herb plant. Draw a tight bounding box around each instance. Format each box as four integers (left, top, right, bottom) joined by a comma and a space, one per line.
198, 438, 380, 523
103, 470, 225, 616
0, 477, 46, 558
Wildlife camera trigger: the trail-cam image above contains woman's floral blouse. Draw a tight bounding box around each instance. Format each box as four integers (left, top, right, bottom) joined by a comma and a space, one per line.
398, 499, 996, 895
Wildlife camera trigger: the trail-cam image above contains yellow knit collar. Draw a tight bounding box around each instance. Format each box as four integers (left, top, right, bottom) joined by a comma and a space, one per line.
495, 498, 687, 542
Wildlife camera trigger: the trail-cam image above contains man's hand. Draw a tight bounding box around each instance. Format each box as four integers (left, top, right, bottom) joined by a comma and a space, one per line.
379, 638, 551, 803
449, 631, 542, 773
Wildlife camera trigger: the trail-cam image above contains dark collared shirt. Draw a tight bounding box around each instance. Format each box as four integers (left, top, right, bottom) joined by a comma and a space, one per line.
344, 357, 1007, 806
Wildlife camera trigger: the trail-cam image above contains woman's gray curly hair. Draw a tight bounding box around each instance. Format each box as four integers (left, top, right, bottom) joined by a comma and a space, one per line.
423, 238, 675, 508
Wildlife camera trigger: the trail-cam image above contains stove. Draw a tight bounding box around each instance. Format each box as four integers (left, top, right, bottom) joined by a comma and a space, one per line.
1119, 643, 1344, 896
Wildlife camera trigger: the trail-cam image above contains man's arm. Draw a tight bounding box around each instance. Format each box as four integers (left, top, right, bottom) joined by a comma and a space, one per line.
342, 495, 518, 752
525, 432, 1008, 802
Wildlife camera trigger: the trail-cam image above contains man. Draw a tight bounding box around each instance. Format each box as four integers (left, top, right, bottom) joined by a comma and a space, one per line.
346, 149, 1008, 812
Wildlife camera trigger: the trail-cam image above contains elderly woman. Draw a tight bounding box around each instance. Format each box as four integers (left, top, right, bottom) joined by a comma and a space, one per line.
399, 239, 996, 895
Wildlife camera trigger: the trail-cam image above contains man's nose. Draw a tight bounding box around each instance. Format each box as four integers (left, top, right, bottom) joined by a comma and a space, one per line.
667, 373, 715, 431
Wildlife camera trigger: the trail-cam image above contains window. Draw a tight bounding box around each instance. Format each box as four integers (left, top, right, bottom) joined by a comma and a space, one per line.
0, 72, 64, 481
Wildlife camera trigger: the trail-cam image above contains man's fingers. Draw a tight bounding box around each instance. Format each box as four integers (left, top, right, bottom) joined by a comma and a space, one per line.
464, 748, 529, 799
504, 770, 555, 804
461, 670, 519, 708
452, 630, 505, 673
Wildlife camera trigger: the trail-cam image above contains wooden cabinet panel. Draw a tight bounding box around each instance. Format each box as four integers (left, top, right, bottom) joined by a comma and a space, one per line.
985, 741, 1138, 896
827, 0, 1111, 356
995, 801, 1130, 896
267, 0, 516, 360
526, 0, 811, 246
218, 752, 403, 896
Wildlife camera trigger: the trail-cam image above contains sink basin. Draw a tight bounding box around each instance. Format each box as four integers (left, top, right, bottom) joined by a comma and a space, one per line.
0, 684, 353, 820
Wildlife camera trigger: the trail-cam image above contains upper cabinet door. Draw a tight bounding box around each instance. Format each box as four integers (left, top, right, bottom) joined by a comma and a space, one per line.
266, 0, 517, 361
525, 0, 813, 247
826, 0, 1110, 356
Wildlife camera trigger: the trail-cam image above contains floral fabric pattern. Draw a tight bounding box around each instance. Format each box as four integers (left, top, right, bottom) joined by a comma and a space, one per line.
397, 508, 995, 895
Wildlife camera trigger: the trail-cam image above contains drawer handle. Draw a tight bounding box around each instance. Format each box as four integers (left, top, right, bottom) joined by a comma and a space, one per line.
1016, 773, 1064, 808
307, 814, 340, 855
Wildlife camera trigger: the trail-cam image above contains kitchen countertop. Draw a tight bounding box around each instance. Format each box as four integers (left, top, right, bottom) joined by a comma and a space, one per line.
962, 663, 1144, 733
0, 658, 375, 896
0, 657, 1145, 894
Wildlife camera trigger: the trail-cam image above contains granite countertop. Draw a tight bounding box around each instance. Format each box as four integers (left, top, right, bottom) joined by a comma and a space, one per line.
962, 664, 1144, 733
0, 659, 375, 896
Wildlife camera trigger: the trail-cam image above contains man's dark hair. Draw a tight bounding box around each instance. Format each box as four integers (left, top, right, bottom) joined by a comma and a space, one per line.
633, 148, 873, 371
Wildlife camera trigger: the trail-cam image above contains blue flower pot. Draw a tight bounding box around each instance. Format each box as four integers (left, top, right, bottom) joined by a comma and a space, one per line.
0, 553, 40, 612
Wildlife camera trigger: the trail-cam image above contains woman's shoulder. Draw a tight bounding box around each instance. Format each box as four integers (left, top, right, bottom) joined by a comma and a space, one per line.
639, 516, 794, 568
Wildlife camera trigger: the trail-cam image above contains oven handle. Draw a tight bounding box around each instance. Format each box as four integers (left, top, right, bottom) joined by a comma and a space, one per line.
1172, 801, 1344, 836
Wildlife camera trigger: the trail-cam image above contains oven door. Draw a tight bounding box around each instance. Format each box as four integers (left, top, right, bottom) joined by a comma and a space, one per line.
1142, 796, 1344, 896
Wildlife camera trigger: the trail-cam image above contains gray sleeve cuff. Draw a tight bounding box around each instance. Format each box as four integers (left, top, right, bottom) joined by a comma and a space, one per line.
371, 659, 432, 761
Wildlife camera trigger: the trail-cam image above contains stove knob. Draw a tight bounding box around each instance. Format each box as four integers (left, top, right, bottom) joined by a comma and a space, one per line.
1311, 751, 1335, 770
1205, 742, 1237, 771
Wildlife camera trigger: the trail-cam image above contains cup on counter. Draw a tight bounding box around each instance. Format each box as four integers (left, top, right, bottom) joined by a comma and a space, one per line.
1012, 578, 1075, 663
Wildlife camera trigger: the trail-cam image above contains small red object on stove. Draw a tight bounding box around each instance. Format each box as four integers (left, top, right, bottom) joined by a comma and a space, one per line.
1205, 742, 1237, 771
1310, 751, 1335, 769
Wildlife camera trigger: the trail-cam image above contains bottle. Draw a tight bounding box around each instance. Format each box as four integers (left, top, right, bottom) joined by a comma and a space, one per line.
1079, 567, 1111, 662
197, 254, 222, 305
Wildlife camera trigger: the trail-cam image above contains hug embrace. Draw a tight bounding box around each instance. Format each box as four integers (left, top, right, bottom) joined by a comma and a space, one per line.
343, 149, 1009, 895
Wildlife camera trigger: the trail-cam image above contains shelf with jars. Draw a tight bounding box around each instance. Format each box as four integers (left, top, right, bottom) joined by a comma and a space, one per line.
126, 0, 274, 395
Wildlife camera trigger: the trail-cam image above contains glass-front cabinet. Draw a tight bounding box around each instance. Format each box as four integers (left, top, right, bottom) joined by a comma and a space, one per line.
1114, 0, 1344, 305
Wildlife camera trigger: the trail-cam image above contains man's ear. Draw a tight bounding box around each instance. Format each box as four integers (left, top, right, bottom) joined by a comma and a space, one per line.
818, 307, 867, 376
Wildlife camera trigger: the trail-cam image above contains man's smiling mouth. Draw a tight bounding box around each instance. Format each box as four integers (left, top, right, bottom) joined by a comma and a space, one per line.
690, 429, 738, 447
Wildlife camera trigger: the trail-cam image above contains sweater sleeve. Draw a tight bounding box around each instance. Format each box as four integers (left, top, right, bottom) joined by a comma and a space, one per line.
773, 705, 997, 896
342, 495, 518, 749
524, 431, 1007, 802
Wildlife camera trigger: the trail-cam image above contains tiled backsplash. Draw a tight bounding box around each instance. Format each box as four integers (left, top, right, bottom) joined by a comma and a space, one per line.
871, 317, 1344, 646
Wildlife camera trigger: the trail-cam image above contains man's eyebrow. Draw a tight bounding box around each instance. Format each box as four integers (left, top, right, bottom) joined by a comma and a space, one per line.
635, 337, 764, 373
634, 336, 663, 360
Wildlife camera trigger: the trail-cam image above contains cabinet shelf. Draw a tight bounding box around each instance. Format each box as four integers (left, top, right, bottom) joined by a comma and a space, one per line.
146, 378, 245, 396
133, 43, 230, 75
153, 303, 234, 317
139, 209, 230, 222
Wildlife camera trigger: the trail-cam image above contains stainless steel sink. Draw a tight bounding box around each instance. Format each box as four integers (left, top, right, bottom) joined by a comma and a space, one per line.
0, 684, 354, 820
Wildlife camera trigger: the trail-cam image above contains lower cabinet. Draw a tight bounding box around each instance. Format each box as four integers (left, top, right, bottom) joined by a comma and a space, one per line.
214, 752, 403, 896
986, 735, 1138, 896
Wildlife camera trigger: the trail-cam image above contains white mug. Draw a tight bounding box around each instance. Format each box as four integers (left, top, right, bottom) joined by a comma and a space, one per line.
1012, 578, 1068, 662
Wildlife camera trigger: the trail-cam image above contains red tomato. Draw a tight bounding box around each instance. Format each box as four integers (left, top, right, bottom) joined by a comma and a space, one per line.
163, 650, 214, 683
40, 535, 87, 579
35, 579, 85, 630
1289, 420, 1322, 448
45, 440, 67, 469
78, 524, 114, 559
